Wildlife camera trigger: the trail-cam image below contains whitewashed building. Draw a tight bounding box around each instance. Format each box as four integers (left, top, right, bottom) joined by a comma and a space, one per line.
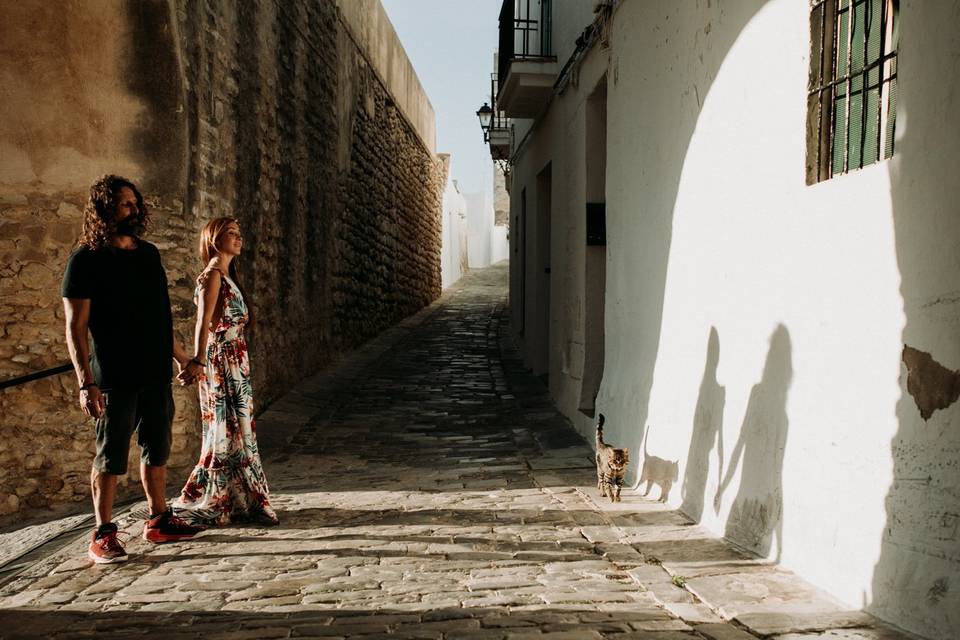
439, 154, 469, 288
438, 155, 509, 289
464, 184, 510, 270
490, 0, 960, 637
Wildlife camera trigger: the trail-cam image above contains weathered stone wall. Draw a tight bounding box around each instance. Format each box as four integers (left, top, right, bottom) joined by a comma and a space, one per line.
174, 0, 344, 398
176, 0, 442, 397
0, 0, 442, 523
334, 58, 444, 340
0, 1, 195, 519
494, 165, 509, 227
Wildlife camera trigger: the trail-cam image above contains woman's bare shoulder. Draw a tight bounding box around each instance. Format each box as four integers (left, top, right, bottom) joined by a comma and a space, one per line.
196, 267, 224, 289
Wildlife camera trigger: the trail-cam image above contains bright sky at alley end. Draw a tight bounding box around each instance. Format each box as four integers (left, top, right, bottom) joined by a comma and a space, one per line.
381, 0, 503, 197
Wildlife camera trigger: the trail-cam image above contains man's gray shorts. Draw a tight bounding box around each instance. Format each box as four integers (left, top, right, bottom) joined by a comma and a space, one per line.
94, 383, 174, 474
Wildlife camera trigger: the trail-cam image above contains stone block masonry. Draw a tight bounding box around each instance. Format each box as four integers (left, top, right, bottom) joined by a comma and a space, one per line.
0, 0, 443, 522
335, 71, 444, 341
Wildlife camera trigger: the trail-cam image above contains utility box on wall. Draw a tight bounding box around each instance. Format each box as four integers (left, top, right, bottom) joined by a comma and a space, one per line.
586, 202, 606, 245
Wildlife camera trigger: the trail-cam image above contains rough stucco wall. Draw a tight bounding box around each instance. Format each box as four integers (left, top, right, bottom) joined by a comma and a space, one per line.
507, 26, 604, 403
598, 4, 960, 636
0, 0, 443, 524
550, 0, 597, 74
874, 1, 960, 633
508, 0, 960, 637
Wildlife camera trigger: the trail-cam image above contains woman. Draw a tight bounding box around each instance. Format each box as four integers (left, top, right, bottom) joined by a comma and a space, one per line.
173, 217, 279, 526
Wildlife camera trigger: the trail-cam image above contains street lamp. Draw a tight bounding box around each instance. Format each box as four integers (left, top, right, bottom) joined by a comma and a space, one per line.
476, 102, 493, 142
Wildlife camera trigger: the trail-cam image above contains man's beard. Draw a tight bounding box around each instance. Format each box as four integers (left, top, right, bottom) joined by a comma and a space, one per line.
114, 215, 145, 238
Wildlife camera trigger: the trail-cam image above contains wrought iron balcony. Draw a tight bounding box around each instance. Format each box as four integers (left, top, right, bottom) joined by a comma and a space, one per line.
496, 0, 558, 118
487, 73, 512, 160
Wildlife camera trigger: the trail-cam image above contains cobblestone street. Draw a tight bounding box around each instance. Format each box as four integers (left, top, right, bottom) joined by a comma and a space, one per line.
0, 264, 909, 639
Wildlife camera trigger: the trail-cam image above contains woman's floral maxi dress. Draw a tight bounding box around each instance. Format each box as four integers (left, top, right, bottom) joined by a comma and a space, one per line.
174, 270, 277, 525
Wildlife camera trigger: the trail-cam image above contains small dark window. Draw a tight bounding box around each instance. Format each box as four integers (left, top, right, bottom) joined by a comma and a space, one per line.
586, 203, 606, 246
807, 0, 899, 184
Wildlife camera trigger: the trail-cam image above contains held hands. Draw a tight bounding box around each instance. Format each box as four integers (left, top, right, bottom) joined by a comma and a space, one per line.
177, 358, 206, 386
79, 386, 105, 419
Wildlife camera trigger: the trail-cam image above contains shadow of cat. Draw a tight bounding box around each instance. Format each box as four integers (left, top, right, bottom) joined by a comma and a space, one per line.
638, 425, 679, 502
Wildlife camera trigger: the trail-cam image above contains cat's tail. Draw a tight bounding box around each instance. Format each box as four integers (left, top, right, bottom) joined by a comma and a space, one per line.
596, 413, 606, 446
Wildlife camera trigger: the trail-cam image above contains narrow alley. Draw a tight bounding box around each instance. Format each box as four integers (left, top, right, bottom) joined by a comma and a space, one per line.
0, 265, 907, 640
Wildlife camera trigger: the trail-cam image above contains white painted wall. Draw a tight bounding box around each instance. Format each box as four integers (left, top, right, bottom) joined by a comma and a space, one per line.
551, 0, 596, 68
506, 1, 960, 638
440, 169, 468, 289
464, 187, 509, 270
440, 154, 508, 290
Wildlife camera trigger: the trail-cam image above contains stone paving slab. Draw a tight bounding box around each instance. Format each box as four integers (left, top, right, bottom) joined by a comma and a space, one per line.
0, 264, 921, 640
734, 611, 878, 637
0, 513, 91, 571
771, 629, 913, 640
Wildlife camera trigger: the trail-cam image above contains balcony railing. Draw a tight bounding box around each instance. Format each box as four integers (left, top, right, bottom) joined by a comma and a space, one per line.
490, 73, 510, 132
498, 0, 554, 84
487, 72, 512, 160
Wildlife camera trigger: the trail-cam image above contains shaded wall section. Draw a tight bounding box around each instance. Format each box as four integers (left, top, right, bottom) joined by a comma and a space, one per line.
0, 0, 443, 522
0, 0, 194, 517
176, 0, 442, 399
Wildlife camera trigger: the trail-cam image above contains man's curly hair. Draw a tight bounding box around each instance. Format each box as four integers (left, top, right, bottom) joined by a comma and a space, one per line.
79, 175, 149, 249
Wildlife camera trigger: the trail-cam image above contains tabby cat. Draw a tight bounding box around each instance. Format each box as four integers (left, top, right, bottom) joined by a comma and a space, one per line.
595, 414, 629, 503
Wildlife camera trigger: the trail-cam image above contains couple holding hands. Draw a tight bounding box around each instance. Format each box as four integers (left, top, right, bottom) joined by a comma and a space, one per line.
61, 174, 277, 564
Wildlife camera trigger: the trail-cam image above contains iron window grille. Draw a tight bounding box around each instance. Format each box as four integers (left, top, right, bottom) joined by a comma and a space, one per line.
807, 0, 899, 184
498, 0, 554, 85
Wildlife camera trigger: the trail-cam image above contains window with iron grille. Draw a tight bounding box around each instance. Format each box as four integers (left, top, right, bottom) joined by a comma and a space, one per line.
807, 0, 899, 184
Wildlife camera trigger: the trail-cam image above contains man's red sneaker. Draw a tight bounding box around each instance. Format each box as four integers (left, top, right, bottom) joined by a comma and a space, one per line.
142, 510, 205, 543
88, 526, 128, 564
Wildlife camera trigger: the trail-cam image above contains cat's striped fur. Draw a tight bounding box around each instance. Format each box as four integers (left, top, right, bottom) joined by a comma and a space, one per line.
596, 414, 629, 503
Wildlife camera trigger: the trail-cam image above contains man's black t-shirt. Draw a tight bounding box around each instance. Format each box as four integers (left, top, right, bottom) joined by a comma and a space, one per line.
61, 241, 174, 391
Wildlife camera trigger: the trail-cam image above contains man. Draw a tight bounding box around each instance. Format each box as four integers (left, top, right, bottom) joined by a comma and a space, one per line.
62, 175, 204, 564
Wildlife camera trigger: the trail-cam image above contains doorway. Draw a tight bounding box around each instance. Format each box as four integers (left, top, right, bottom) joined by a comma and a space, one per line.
580, 76, 607, 414
534, 163, 552, 380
